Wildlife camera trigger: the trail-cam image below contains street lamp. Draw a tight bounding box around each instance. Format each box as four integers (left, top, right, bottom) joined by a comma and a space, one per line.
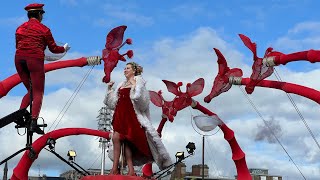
192, 114, 221, 180
67, 150, 77, 162
155, 143, 196, 179
186, 142, 196, 155
175, 151, 185, 162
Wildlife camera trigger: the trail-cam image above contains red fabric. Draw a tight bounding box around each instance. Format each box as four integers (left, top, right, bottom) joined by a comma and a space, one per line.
24, 3, 44, 11
15, 18, 65, 59
15, 18, 65, 119
14, 57, 45, 118
112, 88, 152, 160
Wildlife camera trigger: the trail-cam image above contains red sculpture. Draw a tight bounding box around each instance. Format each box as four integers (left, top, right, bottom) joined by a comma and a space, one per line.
238, 34, 274, 94
204, 48, 243, 103
239, 34, 320, 95
163, 78, 204, 111
11, 128, 111, 180
155, 78, 251, 180
204, 48, 320, 104
149, 90, 178, 122
101, 25, 133, 83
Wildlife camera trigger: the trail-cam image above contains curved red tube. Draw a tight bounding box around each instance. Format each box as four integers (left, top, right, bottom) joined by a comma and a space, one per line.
11, 128, 110, 180
268, 50, 320, 65
192, 102, 251, 180
0, 57, 88, 98
241, 78, 320, 104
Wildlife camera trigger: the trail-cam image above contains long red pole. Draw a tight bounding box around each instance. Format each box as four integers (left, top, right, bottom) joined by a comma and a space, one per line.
0, 57, 88, 98
240, 78, 320, 104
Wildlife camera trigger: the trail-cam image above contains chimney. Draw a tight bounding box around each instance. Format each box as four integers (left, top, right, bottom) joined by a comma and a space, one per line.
192, 164, 209, 177
170, 162, 186, 179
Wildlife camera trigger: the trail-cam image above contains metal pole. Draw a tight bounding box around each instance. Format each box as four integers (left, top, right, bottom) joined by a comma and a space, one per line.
202, 135, 205, 180
101, 138, 106, 175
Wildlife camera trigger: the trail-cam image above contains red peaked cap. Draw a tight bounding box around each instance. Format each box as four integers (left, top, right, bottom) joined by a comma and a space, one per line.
24, 3, 44, 11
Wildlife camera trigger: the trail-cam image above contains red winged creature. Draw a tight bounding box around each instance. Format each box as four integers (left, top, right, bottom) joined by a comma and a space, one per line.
239, 34, 274, 94
163, 78, 205, 111
239, 34, 320, 96
102, 25, 133, 83
142, 79, 205, 179
163, 78, 251, 180
204, 48, 243, 103
149, 90, 177, 124
205, 47, 320, 104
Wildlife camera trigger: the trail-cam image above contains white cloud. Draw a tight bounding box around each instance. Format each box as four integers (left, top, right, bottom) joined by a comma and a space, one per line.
0, 16, 26, 26
288, 22, 320, 35
101, 4, 153, 27
274, 21, 320, 51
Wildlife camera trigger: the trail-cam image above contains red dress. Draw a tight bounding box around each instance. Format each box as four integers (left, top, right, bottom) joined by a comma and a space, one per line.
112, 88, 153, 165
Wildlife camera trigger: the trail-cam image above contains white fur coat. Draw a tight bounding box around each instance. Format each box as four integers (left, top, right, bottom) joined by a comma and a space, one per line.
104, 75, 172, 170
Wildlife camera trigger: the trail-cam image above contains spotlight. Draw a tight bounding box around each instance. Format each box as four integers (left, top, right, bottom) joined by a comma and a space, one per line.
46, 138, 56, 150
186, 142, 196, 155
67, 150, 77, 162
175, 151, 184, 162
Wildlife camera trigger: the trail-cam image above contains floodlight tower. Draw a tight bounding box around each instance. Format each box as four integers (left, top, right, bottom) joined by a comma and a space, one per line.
97, 106, 113, 175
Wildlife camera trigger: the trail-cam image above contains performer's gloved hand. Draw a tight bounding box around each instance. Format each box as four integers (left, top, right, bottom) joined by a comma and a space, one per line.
63, 43, 71, 52
107, 81, 115, 90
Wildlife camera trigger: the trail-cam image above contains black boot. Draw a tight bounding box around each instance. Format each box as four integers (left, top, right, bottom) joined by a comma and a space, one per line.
30, 119, 44, 135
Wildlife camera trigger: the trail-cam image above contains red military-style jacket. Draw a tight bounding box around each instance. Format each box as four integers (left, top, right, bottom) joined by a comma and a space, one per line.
15, 18, 65, 59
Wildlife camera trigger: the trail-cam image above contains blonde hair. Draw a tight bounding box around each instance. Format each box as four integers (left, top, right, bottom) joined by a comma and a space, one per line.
127, 62, 143, 76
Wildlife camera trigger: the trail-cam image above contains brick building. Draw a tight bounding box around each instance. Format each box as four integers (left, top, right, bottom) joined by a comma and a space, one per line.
234, 168, 282, 180
170, 163, 210, 180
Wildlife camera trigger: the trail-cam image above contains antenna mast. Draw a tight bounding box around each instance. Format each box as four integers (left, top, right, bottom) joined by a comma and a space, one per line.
97, 106, 113, 175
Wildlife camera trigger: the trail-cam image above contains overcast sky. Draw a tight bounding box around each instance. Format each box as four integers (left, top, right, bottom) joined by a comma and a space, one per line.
0, 0, 320, 179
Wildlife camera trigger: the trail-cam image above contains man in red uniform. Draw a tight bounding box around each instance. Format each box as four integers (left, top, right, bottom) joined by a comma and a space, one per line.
15, 3, 70, 134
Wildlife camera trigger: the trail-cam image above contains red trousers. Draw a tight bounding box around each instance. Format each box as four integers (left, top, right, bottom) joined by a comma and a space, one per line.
15, 56, 45, 119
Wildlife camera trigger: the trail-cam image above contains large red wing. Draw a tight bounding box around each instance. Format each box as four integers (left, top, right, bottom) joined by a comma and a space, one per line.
149, 91, 163, 107
187, 78, 205, 97
105, 25, 127, 49
162, 80, 180, 96
239, 34, 257, 60
213, 48, 230, 75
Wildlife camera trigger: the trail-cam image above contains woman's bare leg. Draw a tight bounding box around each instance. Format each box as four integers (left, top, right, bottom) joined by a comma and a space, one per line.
110, 132, 121, 174
124, 142, 135, 176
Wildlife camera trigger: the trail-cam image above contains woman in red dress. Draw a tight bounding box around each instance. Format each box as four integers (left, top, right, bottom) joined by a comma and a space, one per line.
104, 62, 172, 176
